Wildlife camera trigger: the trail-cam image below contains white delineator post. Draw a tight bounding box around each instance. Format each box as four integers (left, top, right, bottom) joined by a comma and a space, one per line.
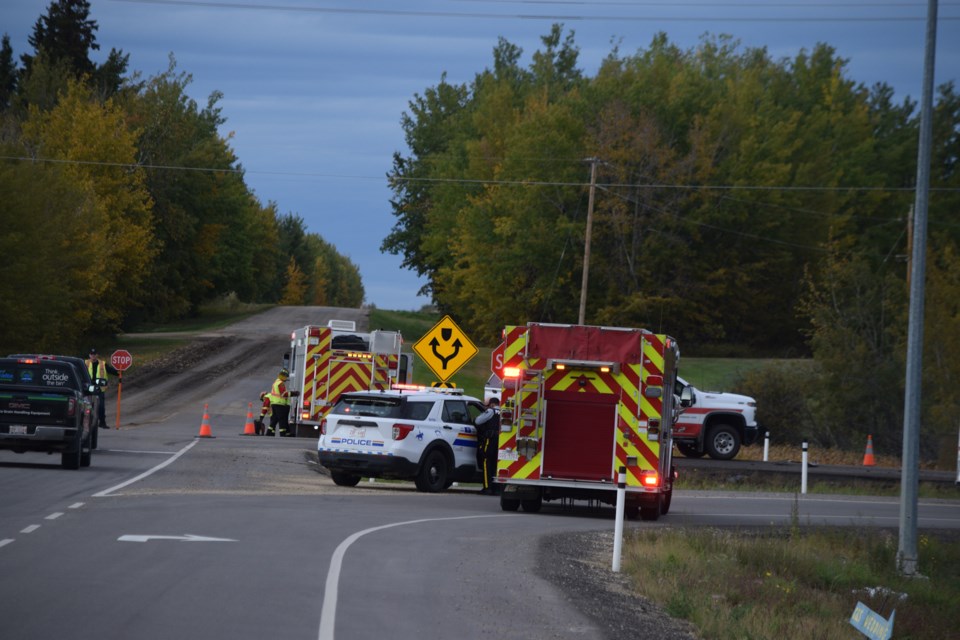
612, 466, 626, 572
801, 440, 809, 495
763, 431, 770, 462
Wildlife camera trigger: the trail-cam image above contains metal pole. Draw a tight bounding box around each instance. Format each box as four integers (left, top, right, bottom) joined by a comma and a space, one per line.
612, 466, 626, 572
898, 0, 938, 577
578, 158, 598, 325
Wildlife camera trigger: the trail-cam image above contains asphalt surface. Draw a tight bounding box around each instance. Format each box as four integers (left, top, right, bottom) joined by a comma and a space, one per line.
5, 306, 954, 640
111, 306, 702, 639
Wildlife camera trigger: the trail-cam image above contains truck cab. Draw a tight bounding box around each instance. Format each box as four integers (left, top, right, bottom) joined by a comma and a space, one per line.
672, 376, 760, 460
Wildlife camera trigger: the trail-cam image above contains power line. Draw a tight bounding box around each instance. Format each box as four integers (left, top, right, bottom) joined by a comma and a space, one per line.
114, 0, 960, 21
4, 154, 960, 193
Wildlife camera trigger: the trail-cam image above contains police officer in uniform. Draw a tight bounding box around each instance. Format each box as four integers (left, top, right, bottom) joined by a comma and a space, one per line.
474, 398, 500, 495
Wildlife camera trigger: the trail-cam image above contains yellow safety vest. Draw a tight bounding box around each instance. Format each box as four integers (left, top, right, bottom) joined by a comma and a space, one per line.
270, 378, 290, 406
86, 359, 107, 390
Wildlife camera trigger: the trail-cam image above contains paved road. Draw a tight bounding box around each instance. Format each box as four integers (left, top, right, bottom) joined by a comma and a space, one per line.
1, 306, 958, 640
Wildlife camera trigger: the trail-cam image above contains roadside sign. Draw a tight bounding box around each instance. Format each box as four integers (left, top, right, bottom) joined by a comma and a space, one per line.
111, 349, 133, 371
491, 341, 505, 377
413, 315, 478, 382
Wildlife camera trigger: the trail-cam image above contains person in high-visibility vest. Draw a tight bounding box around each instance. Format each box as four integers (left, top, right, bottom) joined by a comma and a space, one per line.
85, 348, 118, 429
267, 368, 298, 436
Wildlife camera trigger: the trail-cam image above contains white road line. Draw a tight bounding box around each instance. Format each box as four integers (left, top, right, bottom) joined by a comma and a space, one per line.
0, 539, 13, 548
68, 502, 84, 509
104, 449, 179, 455
21, 525, 40, 534
317, 514, 510, 640
45, 512, 63, 520
93, 440, 198, 498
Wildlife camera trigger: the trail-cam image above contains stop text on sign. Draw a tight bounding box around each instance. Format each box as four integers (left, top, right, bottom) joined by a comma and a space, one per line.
111, 350, 133, 371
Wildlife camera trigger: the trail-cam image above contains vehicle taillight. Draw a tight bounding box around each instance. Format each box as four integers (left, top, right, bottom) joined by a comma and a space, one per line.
66, 397, 76, 417
641, 471, 660, 487
320, 418, 327, 435
392, 423, 415, 440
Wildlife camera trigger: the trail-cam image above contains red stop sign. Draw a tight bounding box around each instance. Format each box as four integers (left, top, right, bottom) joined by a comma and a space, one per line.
111, 349, 133, 371
490, 341, 505, 377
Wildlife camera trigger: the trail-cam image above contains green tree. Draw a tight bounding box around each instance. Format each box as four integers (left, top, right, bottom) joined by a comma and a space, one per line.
22, 0, 99, 77
0, 35, 17, 111
0, 157, 98, 351
921, 238, 960, 458
280, 256, 307, 305
20, 77, 155, 335
126, 58, 262, 321
20, 0, 129, 101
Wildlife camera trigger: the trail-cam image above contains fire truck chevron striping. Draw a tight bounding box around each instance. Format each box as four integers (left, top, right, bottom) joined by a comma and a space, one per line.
287, 321, 409, 438
495, 322, 680, 520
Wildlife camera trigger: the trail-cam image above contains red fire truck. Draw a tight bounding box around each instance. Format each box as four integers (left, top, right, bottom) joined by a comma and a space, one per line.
495, 322, 683, 520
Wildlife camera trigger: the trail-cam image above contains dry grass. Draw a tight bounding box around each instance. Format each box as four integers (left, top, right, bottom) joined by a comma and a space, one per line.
624, 524, 960, 640
737, 443, 903, 468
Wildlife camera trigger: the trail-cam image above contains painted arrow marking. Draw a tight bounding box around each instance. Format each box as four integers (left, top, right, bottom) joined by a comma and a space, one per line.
118, 534, 237, 543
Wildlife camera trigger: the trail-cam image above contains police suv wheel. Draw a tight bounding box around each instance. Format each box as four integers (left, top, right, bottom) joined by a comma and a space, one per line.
415, 449, 449, 493
331, 472, 361, 487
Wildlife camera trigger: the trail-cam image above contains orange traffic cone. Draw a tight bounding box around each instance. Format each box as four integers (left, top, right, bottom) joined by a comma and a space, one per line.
241, 402, 257, 436
196, 403, 214, 438
863, 434, 876, 466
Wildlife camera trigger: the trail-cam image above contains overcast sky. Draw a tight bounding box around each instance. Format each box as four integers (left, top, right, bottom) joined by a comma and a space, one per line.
3, 1, 958, 310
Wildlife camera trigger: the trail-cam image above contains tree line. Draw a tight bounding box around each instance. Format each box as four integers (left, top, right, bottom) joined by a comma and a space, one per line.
384, 26, 960, 457
0, 0, 363, 354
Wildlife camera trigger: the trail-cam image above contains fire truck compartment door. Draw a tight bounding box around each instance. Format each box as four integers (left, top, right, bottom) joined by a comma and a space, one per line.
542, 391, 618, 481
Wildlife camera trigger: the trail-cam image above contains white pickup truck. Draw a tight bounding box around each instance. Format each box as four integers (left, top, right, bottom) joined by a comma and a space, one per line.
673, 376, 761, 460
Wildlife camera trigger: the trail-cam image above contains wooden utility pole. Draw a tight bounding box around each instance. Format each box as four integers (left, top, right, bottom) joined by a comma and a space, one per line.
578, 157, 598, 325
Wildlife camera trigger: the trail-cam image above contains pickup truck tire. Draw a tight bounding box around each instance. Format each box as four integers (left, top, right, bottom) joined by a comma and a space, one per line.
61, 433, 82, 470
331, 471, 361, 487
706, 424, 741, 460
676, 442, 705, 458
415, 449, 449, 493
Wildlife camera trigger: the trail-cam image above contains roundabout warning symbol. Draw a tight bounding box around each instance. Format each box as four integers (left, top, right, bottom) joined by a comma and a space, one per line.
413, 315, 478, 382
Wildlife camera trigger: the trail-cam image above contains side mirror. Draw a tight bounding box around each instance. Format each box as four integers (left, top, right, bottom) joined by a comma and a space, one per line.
680, 386, 696, 408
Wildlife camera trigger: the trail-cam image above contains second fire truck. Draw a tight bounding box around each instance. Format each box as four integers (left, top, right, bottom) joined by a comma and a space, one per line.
285, 320, 410, 437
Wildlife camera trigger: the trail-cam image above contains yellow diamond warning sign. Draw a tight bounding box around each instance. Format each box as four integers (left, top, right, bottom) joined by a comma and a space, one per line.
413, 315, 478, 382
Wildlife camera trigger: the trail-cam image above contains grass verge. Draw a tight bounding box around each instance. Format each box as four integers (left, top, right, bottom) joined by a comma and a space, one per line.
623, 524, 959, 640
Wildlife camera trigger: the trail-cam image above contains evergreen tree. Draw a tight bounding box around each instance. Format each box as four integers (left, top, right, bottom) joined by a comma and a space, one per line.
0, 35, 17, 111
22, 0, 99, 78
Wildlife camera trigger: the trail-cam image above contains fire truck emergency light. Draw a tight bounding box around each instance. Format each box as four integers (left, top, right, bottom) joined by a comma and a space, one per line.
547, 359, 619, 374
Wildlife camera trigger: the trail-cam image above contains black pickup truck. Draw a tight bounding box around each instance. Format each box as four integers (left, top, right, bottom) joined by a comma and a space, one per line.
0, 357, 96, 469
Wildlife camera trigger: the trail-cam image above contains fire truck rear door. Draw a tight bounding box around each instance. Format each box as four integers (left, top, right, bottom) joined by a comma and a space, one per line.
541, 391, 618, 481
